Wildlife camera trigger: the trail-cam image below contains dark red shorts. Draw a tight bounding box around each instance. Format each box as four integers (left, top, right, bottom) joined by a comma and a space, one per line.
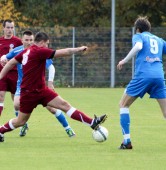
20, 87, 58, 113
0, 70, 17, 94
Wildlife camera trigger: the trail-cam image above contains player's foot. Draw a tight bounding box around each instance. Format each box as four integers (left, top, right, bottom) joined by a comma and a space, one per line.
20, 123, 28, 137
119, 142, 133, 149
66, 128, 76, 137
0, 133, 4, 142
91, 114, 107, 130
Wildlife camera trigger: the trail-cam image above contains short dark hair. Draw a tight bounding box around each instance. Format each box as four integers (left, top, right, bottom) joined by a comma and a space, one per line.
134, 16, 151, 33
22, 30, 33, 36
34, 32, 49, 42
3, 19, 13, 27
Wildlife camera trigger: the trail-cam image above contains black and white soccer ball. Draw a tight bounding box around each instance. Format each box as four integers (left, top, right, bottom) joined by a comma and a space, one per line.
92, 126, 109, 142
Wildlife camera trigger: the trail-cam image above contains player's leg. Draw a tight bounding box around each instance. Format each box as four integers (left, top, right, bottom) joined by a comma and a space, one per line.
47, 95, 107, 130
14, 93, 29, 137
11, 93, 20, 117
118, 92, 137, 149
0, 112, 31, 142
0, 91, 6, 116
14, 94, 20, 117
8, 70, 19, 118
0, 74, 15, 116
156, 99, 166, 118
46, 106, 75, 137
119, 79, 149, 149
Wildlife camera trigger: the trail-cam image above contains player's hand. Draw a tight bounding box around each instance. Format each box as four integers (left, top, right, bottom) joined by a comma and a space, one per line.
47, 81, 55, 91
117, 60, 125, 70
79, 46, 88, 52
0, 55, 8, 67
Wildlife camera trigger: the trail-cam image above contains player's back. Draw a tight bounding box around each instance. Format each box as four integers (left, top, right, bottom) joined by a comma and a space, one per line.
15, 45, 54, 91
133, 32, 166, 79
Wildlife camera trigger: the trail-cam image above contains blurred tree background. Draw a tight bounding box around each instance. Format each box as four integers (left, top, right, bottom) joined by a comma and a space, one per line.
0, 0, 166, 27
0, 0, 166, 87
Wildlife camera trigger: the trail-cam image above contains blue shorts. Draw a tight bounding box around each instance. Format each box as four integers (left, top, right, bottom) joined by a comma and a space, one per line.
126, 78, 166, 99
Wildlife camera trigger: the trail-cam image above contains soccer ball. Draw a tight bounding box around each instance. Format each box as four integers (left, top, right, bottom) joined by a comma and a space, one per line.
92, 126, 109, 142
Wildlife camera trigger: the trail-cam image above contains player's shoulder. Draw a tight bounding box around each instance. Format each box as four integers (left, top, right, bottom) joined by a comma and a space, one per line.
36, 45, 53, 53
12, 36, 21, 40
133, 33, 142, 38
10, 36, 22, 47
132, 33, 142, 42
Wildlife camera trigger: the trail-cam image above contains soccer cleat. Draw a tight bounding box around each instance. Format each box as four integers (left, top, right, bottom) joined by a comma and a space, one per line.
66, 128, 76, 137
20, 123, 29, 137
0, 133, 4, 142
91, 114, 107, 130
119, 142, 133, 149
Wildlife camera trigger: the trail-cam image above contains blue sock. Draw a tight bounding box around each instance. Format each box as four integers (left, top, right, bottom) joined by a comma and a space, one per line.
120, 108, 131, 144
55, 110, 69, 129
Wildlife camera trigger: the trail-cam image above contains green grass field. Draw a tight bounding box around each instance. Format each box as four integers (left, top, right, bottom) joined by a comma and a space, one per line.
1, 88, 166, 170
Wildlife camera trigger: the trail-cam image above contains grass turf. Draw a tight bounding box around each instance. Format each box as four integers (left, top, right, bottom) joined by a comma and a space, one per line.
0, 88, 166, 170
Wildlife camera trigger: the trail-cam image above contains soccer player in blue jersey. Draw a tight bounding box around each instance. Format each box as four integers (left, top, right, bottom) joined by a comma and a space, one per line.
117, 16, 166, 149
1, 30, 75, 137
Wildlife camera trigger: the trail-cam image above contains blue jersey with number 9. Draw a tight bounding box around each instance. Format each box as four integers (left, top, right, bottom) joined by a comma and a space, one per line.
132, 32, 166, 78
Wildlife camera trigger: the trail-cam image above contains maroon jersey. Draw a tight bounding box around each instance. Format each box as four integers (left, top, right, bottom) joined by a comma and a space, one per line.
0, 36, 22, 71
15, 44, 55, 91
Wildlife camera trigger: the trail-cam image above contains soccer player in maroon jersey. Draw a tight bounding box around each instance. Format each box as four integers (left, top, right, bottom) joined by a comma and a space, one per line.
0, 19, 22, 117
0, 32, 107, 142
2, 30, 76, 137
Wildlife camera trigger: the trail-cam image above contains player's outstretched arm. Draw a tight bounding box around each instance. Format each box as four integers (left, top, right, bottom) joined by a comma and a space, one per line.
117, 42, 142, 70
54, 46, 88, 58
0, 58, 18, 79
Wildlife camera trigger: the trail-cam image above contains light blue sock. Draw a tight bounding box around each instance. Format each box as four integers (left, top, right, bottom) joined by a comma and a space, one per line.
55, 109, 69, 129
120, 108, 131, 144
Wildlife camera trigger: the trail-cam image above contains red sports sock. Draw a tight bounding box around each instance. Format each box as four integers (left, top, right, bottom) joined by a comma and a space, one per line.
0, 121, 13, 134
71, 109, 93, 125
0, 106, 3, 116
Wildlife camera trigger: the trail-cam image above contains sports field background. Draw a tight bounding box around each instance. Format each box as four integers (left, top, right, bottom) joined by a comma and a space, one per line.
1, 88, 166, 170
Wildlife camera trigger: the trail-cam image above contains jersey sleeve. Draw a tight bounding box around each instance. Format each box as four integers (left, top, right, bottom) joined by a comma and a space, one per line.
40, 48, 55, 60
46, 59, 53, 69
15, 36, 23, 46
6, 50, 15, 60
132, 33, 143, 46
6, 46, 24, 60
